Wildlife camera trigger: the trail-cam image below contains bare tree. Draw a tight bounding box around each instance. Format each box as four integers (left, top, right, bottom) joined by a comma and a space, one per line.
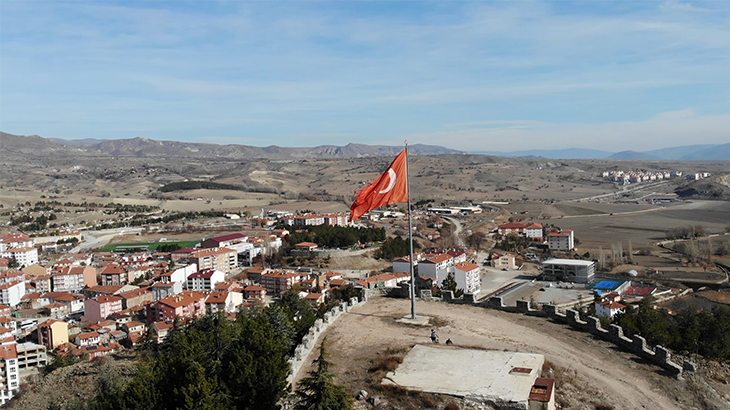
466, 232, 486, 251
686, 240, 699, 266
610, 244, 618, 267
706, 239, 714, 262
598, 247, 606, 271
627, 239, 634, 263
618, 242, 624, 265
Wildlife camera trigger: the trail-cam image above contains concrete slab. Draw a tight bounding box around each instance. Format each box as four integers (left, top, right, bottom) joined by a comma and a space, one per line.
479, 266, 531, 296
396, 315, 431, 326
499, 280, 592, 307
384, 345, 543, 406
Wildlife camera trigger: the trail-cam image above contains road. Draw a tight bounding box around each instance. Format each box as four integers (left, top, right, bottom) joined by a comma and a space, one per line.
559, 206, 666, 219
441, 216, 467, 249
71, 227, 145, 252
560, 180, 670, 203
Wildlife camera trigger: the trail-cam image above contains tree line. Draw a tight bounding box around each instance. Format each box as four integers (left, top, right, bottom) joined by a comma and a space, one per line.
375, 236, 421, 259
55, 289, 354, 410
93, 211, 227, 230
159, 180, 279, 194
613, 297, 730, 360
284, 225, 386, 249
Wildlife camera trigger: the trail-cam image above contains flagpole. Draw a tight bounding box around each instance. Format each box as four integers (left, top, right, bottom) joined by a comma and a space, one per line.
406, 142, 416, 320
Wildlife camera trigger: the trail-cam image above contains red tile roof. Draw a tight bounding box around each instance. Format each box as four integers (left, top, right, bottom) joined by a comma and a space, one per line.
94, 295, 123, 304
423, 254, 452, 264
0, 343, 17, 360
454, 262, 480, 272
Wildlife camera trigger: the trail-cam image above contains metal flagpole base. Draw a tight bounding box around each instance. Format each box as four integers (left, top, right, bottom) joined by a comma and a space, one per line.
396, 315, 432, 326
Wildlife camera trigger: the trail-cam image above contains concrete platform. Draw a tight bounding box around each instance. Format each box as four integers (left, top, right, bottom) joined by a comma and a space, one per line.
383, 345, 543, 406
499, 280, 592, 307
396, 315, 431, 326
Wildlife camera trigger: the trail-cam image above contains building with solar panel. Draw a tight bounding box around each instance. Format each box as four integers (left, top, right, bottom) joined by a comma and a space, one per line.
541, 259, 595, 284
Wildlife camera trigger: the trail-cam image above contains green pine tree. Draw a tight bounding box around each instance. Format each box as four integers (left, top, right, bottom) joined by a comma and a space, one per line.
294, 341, 353, 410
441, 272, 464, 298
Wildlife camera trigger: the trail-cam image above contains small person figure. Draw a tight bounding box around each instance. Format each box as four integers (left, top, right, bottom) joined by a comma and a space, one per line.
430, 329, 439, 343
445, 338, 453, 345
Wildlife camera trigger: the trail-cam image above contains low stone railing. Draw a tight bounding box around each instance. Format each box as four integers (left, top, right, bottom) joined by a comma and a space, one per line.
287, 295, 366, 383
439, 291, 683, 379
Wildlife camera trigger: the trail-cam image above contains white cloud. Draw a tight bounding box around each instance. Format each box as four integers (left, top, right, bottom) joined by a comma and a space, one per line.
661, 1, 712, 13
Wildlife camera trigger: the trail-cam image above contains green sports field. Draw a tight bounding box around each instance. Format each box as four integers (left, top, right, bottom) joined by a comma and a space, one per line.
99, 240, 200, 252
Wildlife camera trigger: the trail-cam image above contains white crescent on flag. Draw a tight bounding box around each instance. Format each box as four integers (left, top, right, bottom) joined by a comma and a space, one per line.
379, 169, 397, 194
350, 148, 407, 222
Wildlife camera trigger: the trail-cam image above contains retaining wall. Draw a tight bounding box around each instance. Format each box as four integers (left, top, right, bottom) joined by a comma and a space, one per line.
287, 294, 367, 383
440, 293, 683, 379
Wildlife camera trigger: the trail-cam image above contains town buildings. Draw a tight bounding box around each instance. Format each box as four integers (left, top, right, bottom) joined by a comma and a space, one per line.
260, 271, 307, 297
37, 319, 69, 350
145, 291, 208, 324
497, 222, 544, 240
452, 262, 481, 295
547, 230, 574, 251
190, 248, 237, 274
51, 266, 97, 292
83, 295, 124, 322
541, 259, 595, 284
0, 341, 19, 405
186, 268, 225, 291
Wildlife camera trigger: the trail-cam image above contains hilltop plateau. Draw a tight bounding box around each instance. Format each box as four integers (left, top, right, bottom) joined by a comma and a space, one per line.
1, 133, 728, 206
1, 132, 729, 255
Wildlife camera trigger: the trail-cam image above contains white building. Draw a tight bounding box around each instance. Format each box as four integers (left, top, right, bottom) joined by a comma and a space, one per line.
282, 214, 326, 226
0, 233, 33, 252
0, 247, 38, 268
0, 341, 19, 405
541, 259, 595, 284
392, 254, 423, 275
595, 300, 626, 319
451, 262, 481, 295
186, 269, 225, 291
75, 331, 101, 347
547, 230, 574, 251
150, 282, 180, 301
160, 264, 197, 286
418, 254, 454, 282
524, 223, 544, 240
0, 281, 25, 308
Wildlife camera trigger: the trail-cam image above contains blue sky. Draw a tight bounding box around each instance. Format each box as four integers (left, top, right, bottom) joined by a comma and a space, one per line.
1, 0, 729, 152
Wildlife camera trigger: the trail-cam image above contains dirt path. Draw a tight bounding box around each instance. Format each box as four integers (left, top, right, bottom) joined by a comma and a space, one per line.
311, 297, 696, 410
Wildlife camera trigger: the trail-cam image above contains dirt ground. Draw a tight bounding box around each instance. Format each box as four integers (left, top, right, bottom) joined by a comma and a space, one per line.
302, 296, 730, 410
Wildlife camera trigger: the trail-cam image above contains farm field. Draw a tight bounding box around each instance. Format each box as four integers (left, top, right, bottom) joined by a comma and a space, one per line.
540, 200, 730, 249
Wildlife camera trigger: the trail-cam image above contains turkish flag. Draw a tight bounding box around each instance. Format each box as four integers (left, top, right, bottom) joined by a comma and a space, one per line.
349, 149, 408, 222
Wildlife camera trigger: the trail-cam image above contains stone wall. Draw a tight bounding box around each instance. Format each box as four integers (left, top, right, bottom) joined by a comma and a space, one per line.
439, 294, 683, 379
287, 293, 367, 383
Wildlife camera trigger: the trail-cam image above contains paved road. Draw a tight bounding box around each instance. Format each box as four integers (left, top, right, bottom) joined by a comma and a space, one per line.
559, 206, 666, 219
442, 216, 467, 249
560, 180, 670, 203
72, 227, 144, 252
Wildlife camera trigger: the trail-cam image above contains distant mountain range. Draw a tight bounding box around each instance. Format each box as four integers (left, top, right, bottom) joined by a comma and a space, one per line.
475, 144, 730, 160
2, 133, 461, 159
2, 132, 728, 160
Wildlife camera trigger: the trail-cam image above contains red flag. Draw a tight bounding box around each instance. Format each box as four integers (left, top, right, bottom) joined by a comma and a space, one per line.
350, 149, 408, 222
